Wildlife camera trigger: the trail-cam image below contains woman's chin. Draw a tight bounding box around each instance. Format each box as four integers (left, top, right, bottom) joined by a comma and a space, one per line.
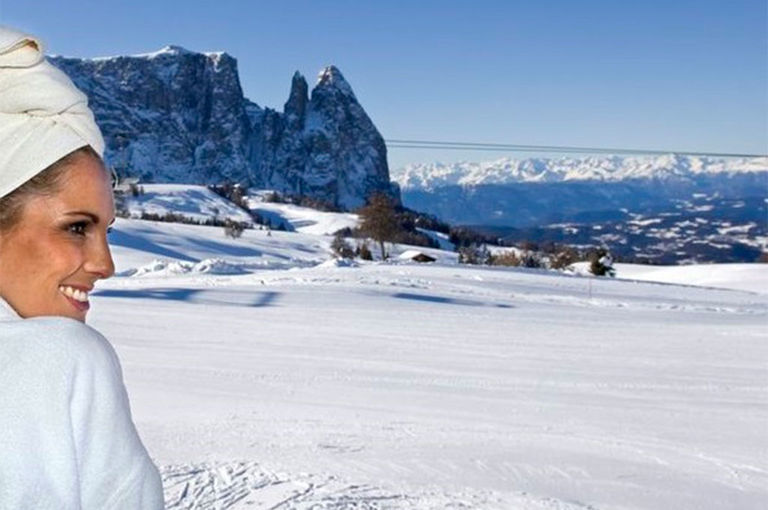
58, 307, 88, 322
26, 300, 90, 322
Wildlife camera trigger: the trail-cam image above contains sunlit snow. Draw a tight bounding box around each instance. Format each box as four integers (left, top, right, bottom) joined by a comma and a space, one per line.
81, 205, 768, 509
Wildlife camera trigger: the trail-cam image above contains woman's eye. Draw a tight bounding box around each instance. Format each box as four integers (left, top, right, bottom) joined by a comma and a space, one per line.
68, 222, 88, 235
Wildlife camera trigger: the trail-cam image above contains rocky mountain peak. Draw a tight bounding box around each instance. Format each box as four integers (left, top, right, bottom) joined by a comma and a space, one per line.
315, 65, 356, 99
50, 48, 398, 210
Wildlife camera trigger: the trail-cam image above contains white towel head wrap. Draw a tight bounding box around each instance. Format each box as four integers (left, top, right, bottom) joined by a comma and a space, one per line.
0, 25, 104, 198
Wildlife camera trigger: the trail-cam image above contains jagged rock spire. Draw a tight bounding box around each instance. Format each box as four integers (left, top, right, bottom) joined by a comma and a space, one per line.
284, 71, 308, 129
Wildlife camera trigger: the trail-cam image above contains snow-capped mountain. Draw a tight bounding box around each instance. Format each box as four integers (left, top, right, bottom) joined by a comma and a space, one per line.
392, 155, 767, 227
50, 49, 396, 210
393, 155, 768, 190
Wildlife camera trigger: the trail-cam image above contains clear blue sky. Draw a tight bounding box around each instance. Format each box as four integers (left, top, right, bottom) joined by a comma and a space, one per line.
2, 0, 766, 169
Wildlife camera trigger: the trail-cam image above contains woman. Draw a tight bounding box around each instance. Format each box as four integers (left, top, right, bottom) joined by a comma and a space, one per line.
0, 27, 164, 508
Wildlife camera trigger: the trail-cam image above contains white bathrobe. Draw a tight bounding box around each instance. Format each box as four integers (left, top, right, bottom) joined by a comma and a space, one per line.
0, 298, 164, 509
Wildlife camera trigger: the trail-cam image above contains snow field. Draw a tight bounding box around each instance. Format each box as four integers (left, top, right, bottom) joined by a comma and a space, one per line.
247, 194, 360, 236
613, 262, 768, 295
89, 217, 768, 509
124, 184, 254, 225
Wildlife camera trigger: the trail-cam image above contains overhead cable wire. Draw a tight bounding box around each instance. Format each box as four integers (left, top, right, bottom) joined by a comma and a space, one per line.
384, 139, 766, 159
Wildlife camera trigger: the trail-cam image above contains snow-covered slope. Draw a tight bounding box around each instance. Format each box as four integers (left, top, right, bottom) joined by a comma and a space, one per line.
247, 192, 360, 235
121, 184, 362, 235
109, 217, 455, 276
83, 215, 768, 509
615, 262, 768, 294
393, 155, 768, 190
123, 184, 254, 225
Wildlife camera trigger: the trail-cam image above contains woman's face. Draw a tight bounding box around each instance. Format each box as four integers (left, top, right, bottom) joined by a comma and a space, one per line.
0, 153, 115, 321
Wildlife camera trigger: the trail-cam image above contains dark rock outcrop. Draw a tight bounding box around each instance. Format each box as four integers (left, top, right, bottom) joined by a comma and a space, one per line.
51, 48, 398, 209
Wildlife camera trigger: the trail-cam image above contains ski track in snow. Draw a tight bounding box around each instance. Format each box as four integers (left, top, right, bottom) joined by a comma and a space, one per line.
160, 461, 593, 509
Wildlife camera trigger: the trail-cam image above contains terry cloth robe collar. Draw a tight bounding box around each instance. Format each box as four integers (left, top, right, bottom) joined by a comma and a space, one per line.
0, 295, 20, 320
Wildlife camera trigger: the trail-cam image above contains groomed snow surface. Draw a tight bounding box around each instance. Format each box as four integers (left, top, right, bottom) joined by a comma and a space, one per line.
89, 213, 767, 509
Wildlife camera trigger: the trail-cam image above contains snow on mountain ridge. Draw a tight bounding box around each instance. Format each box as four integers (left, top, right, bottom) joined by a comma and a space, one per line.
82, 45, 229, 61
394, 155, 768, 190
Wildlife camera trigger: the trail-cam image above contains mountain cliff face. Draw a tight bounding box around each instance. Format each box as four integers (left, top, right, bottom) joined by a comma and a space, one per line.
50, 48, 397, 210
248, 67, 394, 209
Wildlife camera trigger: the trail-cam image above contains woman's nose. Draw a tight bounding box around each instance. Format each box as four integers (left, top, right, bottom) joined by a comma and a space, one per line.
85, 233, 115, 279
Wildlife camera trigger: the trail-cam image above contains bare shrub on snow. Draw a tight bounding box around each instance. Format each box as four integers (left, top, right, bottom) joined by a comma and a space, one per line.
331, 233, 355, 259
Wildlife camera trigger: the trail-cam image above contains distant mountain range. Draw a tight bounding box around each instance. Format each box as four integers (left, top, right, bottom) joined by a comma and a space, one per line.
47, 47, 767, 263
391, 155, 767, 227
394, 154, 767, 190
390, 154, 767, 263
50, 47, 397, 210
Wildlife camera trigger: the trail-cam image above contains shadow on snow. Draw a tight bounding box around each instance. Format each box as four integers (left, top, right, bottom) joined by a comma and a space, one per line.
94, 288, 280, 308
108, 230, 198, 262
109, 229, 265, 261
392, 292, 514, 308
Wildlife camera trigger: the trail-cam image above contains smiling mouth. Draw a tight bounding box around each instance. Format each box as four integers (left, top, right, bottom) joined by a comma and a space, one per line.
59, 285, 91, 312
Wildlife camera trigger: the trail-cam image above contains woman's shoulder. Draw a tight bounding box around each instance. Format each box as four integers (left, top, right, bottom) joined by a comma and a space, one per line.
0, 316, 118, 374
